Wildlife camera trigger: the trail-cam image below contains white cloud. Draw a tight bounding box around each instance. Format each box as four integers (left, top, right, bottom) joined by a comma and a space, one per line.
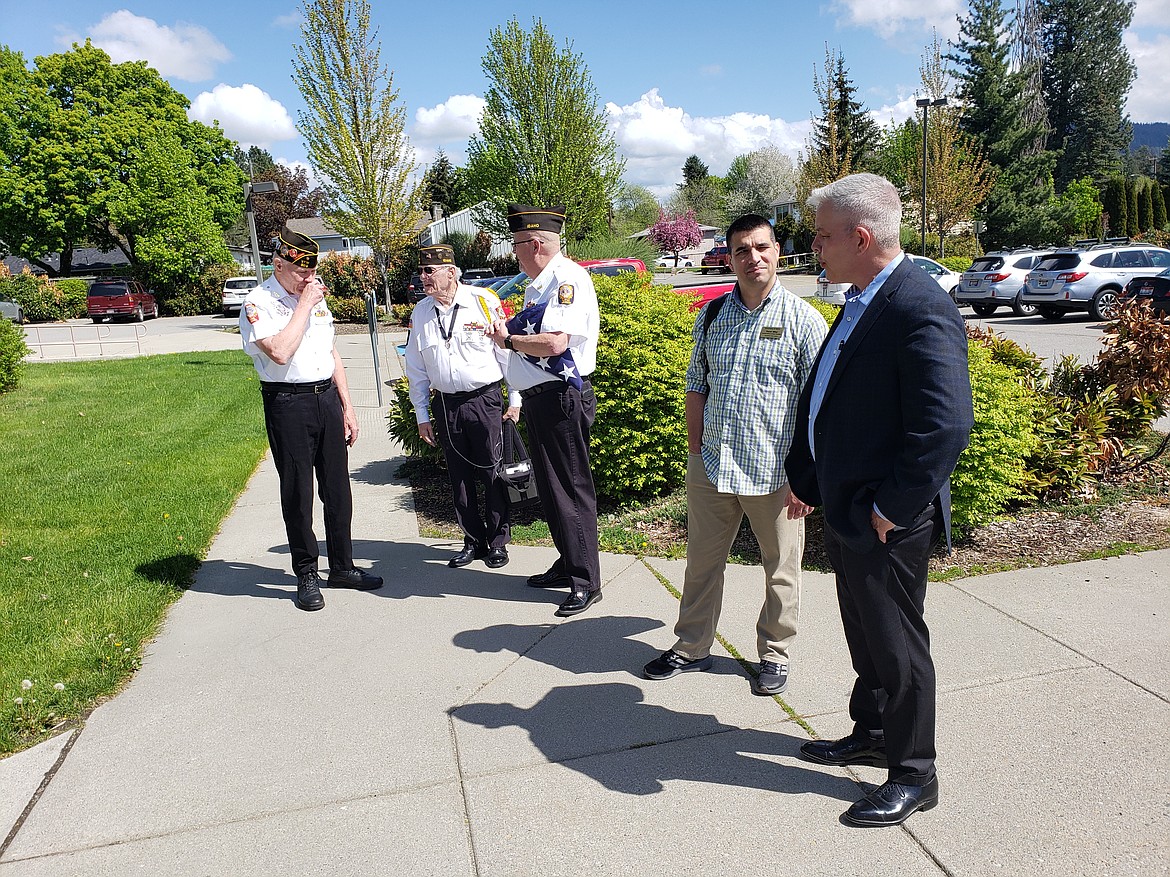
606, 89, 809, 197
1125, 32, 1170, 122
413, 95, 486, 143
189, 84, 298, 146
831, 0, 963, 39
273, 11, 303, 29
82, 11, 231, 81
1133, 0, 1170, 29
699, 64, 722, 77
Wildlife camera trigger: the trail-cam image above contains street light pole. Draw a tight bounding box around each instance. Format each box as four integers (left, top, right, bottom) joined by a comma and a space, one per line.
917, 96, 948, 257
243, 180, 279, 286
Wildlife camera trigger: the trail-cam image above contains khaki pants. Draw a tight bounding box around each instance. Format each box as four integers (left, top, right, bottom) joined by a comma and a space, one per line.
673, 453, 803, 664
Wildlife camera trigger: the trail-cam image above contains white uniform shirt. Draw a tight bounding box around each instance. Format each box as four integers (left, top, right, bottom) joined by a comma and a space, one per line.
404, 284, 522, 424
240, 275, 336, 383
506, 252, 599, 392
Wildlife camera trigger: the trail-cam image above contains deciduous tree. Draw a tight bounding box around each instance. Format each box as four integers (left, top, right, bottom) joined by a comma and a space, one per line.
648, 210, 701, 268
725, 146, 797, 219
293, 0, 423, 302
466, 18, 624, 241
0, 43, 241, 289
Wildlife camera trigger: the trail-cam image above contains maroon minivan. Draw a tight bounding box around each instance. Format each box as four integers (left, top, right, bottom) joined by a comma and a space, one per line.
87, 279, 159, 323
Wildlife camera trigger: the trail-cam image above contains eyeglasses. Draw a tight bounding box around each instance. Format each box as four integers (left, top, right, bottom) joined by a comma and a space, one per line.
419, 265, 450, 275
511, 238, 539, 251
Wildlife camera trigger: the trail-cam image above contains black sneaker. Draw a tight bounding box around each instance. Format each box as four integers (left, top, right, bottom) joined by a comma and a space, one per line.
751, 660, 788, 695
643, 649, 713, 680
296, 570, 325, 611
326, 567, 383, 589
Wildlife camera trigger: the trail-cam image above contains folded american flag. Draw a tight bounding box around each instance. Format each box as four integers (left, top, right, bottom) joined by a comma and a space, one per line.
506, 300, 583, 390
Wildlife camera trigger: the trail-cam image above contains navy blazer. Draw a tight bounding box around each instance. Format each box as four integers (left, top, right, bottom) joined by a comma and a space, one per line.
785, 257, 974, 554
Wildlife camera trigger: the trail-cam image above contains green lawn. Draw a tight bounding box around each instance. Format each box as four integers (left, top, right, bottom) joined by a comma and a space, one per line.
0, 351, 269, 755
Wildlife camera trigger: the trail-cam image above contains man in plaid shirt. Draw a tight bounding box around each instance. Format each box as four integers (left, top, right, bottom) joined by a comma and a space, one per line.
644, 214, 827, 695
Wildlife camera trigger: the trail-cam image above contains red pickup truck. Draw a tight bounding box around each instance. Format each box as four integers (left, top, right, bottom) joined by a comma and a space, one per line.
700, 246, 731, 275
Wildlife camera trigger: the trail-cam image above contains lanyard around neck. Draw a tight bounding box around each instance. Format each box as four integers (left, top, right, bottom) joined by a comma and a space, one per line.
436, 302, 460, 346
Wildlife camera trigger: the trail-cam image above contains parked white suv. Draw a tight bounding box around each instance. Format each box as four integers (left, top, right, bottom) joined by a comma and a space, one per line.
1020, 241, 1170, 321
222, 276, 260, 316
956, 249, 1050, 317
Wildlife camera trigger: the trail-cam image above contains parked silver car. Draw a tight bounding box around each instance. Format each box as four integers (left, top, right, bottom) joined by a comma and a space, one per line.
1020, 240, 1170, 321
0, 291, 25, 324
956, 249, 1050, 317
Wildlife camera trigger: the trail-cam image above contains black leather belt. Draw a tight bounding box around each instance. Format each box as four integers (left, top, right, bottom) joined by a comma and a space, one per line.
519, 378, 590, 400
260, 378, 334, 394
438, 382, 497, 402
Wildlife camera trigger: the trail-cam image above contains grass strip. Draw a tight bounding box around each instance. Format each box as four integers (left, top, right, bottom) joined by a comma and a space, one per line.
0, 351, 268, 754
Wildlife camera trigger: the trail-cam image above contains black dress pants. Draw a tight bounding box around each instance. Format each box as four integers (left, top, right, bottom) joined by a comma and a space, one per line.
522, 381, 600, 593
262, 385, 353, 577
434, 387, 510, 550
823, 500, 942, 785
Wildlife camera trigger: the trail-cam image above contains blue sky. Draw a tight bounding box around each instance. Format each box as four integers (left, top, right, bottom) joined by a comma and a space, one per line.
4, 1, 1168, 197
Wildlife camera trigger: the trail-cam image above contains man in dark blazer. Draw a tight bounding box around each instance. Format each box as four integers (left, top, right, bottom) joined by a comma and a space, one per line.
785, 173, 973, 828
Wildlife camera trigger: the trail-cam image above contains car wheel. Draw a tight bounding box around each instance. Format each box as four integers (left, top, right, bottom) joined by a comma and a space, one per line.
1037, 306, 1063, 321
1011, 293, 1038, 317
134, 305, 144, 322
91, 316, 103, 324
151, 303, 160, 319
700, 267, 708, 275
1090, 288, 1119, 321
971, 303, 997, 316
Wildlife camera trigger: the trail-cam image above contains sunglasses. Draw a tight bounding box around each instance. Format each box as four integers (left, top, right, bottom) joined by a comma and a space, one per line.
419, 265, 451, 275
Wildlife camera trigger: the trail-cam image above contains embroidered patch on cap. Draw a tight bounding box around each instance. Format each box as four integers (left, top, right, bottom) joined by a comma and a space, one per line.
244, 302, 260, 324
558, 283, 575, 305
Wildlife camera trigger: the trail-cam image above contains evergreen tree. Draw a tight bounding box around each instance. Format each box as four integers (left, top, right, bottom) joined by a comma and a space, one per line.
1101, 176, 1127, 238
1138, 180, 1155, 232
830, 53, 880, 171
681, 155, 709, 188
420, 149, 467, 215
948, 0, 1061, 248
1039, 0, 1136, 189
1126, 178, 1139, 237
1151, 183, 1167, 230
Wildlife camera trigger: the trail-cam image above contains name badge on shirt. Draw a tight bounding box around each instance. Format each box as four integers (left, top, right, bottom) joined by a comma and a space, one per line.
759, 325, 785, 340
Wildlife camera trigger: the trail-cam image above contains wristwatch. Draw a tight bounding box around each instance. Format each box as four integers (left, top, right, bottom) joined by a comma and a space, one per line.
504, 335, 515, 350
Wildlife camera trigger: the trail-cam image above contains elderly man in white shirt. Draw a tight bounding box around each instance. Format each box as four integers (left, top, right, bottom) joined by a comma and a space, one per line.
405, 244, 521, 569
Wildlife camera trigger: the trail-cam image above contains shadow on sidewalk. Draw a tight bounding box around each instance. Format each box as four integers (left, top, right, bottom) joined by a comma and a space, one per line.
453, 616, 746, 679
451, 682, 855, 800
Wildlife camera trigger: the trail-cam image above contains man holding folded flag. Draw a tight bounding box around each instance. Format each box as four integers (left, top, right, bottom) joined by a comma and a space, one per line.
487, 204, 603, 617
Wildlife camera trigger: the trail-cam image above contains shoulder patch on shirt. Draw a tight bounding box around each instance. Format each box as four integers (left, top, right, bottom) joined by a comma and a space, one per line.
244, 302, 260, 324
557, 283, 575, 305
313, 306, 329, 319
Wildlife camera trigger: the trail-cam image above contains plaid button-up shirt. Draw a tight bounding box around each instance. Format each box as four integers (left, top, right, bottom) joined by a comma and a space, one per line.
685, 281, 828, 496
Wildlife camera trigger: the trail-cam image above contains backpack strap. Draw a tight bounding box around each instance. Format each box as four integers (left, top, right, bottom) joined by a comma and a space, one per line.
700, 293, 729, 382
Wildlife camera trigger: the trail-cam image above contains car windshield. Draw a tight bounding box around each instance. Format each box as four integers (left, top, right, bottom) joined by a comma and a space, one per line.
1034, 254, 1081, 271
494, 273, 529, 301
224, 279, 256, 290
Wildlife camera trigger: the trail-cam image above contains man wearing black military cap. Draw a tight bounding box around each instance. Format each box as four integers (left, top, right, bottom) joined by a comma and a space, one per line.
240, 223, 383, 611
404, 244, 521, 569
486, 205, 602, 617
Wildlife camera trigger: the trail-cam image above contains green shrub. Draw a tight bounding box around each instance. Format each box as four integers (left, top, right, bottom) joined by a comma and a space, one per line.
386, 376, 442, 462
318, 253, 382, 299
591, 271, 695, 502
164, 263, 235, 316
950, 341, 1040, 534
0, 318, 30, 393
805, 297, 841, 325
940, 256, 973, 273
54, 279, 89, 319
390, 304, 414, 326
325, 295, 368, 323
2, 272, 73, 322
488, 254, 519, 277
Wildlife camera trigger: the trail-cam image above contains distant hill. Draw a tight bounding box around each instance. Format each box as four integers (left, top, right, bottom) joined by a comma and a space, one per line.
1131, 122, 1170, 151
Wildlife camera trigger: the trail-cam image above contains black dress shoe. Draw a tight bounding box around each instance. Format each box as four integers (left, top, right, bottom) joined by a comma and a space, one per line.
843, 778, 938, 827
296, 570, 325, 611
554, 588, 602, 617
326, 567, 383, 589
527, 568, 570, 588
800, 734, 887, 768
449, 544, 485, 568
483, 547, 509, 569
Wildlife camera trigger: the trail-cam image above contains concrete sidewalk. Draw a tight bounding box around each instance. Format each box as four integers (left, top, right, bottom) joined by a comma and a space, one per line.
1, 328, 1167, 876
